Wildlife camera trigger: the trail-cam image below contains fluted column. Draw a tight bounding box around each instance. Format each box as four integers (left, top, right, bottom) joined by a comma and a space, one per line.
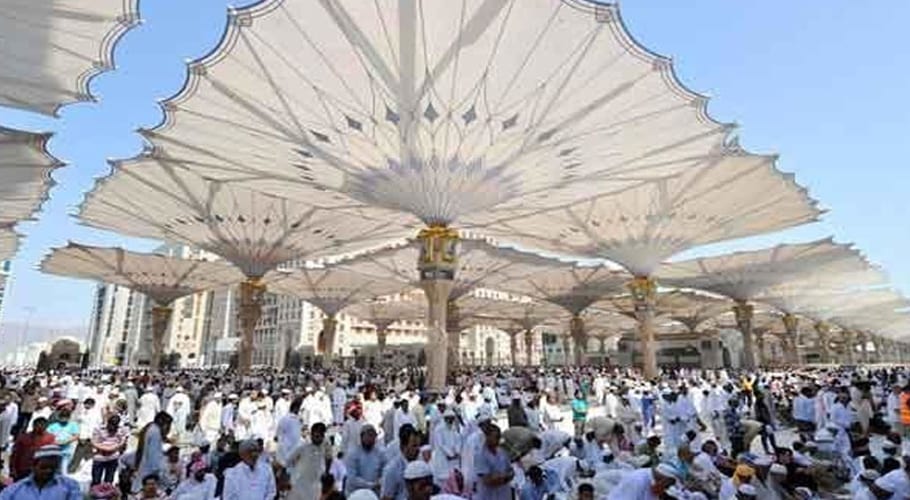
733, 301, 756, 370
570, 314, 587, 366
814, 322, 831, 364
843, 331, 857, 364
238, 277, 266, 375
782, 314, 800, 365
562, 336, 572, 366
321, 314, 340, 363
446, 300, 461, 370
755, 331, 766, 367
523, 329, 535, 366
508, 328, 521, 366
708, 330, 724, 368
628, 277, 658, 378
416, 226, 459, 391
150, 304, 173, 372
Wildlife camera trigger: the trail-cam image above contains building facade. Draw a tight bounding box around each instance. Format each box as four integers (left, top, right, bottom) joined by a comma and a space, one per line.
86, 282, 142, 367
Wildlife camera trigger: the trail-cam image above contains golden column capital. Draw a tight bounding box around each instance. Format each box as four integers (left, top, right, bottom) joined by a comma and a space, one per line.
732, 301, 754, 330
626, 277, 657, 309
417, 225, 460, 280
782, 313, 799, 334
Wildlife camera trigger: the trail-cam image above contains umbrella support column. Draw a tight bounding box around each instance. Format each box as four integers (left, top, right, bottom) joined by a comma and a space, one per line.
238, 277, 266, 375
734, 301, 756, 370
150, 304, 172, 372
570, 315, 587, 366
523, 329, 534, 366
629, 277, 658, 378
417, 226, 459, 391
446, 301, 461, 372
321, 315, 339, 364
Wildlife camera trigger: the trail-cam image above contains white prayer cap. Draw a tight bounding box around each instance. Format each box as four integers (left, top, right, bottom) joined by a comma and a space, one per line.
403, 460, 433, 480
769, 464, 787, 475
347, 490, 379, 500
511, 391, 521, 400
860, 469, 881, 481
654, 463, 679, 479
212, 392, 223, 399
228, 394, 238, 400
281, 388, 291, 394
738, 484, 757, 496
419, 444, 432, 454
752, 456, 772, 467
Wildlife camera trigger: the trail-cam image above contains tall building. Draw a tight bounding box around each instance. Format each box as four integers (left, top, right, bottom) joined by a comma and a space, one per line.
0, 260, 11, 326
86, 282, 141, 367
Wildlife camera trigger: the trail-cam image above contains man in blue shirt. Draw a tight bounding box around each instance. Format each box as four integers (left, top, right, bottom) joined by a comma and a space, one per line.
45, 404, 79, 474
345, 424, 385, 495
475, 425, 513, 500
380, 424, 421, 500
0, 445, 81, 500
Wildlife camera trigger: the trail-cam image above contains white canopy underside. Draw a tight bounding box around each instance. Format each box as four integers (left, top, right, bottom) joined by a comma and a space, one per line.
337, 238, 572, 300
343, 293, 428, 329
0, 0, 140, 115
658, 239, 869, 302
78, 157, 417, 277
0, 127, 62, 259
497, 265, 630, 315
538, 306, 637, 336
140, 0, 742, 228
474, 148, 819, 275
265, 267, 410, 316
596, 290, 731, 332
456, 296, 569, 330
40, 242, 244, 305
0, 226, 19, 261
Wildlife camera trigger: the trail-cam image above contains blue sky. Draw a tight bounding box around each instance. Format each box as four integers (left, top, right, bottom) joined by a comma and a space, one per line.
0, 1, 908, 335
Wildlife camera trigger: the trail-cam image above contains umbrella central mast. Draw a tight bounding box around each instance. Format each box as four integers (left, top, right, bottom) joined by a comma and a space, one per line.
417, 225, 459, 391
238, 277, 266, 375
150, 304, 173, 372
628, 276, 658, 378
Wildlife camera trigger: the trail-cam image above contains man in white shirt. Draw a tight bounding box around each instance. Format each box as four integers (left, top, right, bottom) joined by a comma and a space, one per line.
199, 393, 222, 445
223, 439, 277, 500
276, 398, 304, 466
606, 463, 678, 500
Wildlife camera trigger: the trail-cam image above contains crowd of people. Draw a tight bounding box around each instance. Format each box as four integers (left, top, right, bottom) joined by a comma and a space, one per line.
0, 365, 906, 499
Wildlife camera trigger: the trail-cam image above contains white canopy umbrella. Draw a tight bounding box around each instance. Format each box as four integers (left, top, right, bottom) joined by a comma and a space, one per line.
337, 237, 570, 381
40, 242, 243, 370
659, 239, 879, 368
266, 267, 410, 363
473, 140, 820, 376
78, 155, 415, 373
1, 0, 140, 115
133, 0, 748, 388
0, 127, 62, 260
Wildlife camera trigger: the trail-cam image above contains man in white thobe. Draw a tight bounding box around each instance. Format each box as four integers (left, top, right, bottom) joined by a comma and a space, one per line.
136, 390, 160, 429
430, 409, 464, 486
331, 383, 347, 426
276, 398, 304, 466
166, 387, 191, 442
223, 439, 277, 500
199, 393, 223, 444
286, 424, 331, 500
